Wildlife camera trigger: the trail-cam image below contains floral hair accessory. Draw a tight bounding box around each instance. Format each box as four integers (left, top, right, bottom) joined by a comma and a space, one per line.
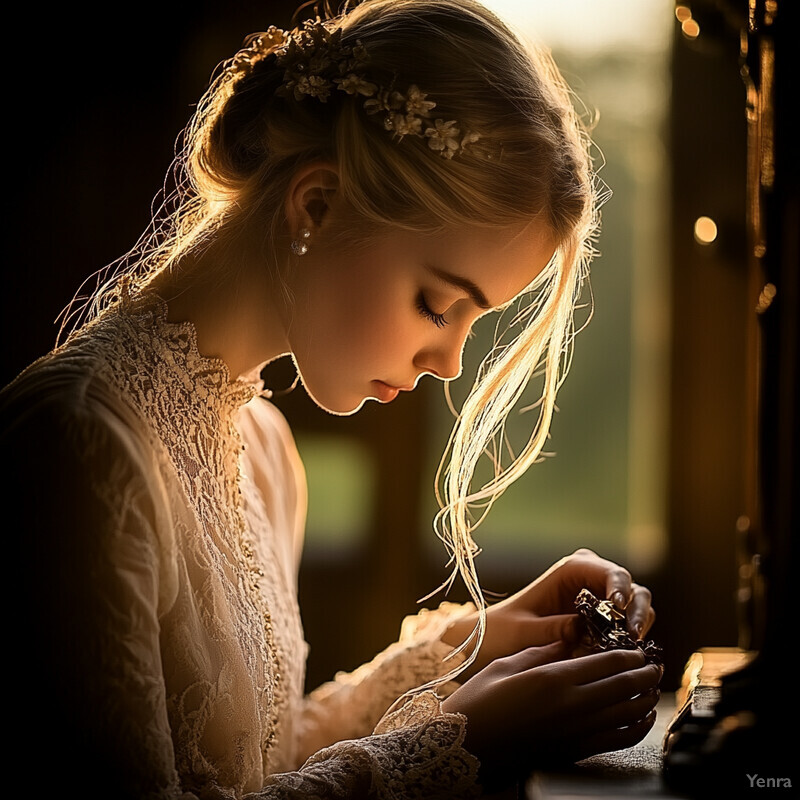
228, 18, 481, 159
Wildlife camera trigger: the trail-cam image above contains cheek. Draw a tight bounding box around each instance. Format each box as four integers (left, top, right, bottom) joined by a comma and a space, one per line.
329, 293, 408, 371
295, 260, 413, 374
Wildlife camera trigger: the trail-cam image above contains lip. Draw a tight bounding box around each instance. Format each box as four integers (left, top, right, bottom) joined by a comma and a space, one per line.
371, 380, 403, 402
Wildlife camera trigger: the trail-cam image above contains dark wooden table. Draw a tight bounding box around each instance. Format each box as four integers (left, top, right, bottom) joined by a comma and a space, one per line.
522, 695, 686, 799
479, 695, 688, 799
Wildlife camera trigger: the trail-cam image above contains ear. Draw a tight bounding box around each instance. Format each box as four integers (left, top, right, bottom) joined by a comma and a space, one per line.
284, 162, 340, 238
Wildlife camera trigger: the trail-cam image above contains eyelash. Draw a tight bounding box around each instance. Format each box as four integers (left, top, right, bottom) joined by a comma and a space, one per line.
416, 293, 448, 328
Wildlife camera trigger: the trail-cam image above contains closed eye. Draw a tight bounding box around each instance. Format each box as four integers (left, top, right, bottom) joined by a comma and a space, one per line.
416, 292, 448, 328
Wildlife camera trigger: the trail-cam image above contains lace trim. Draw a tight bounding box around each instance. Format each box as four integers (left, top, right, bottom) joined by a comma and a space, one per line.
296, 692, 481, 800
372, 691, 480, 798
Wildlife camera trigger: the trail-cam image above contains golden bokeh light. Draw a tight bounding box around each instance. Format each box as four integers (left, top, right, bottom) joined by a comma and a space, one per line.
682, 18, 701, 39
694, 216, 718, 244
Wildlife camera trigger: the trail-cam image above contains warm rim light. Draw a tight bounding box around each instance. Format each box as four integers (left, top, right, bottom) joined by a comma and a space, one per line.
482, 0, 673, 54
694, 216, 718, 244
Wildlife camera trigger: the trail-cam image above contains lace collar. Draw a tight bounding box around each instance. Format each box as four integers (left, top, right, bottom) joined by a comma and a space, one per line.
110, 287, 263, 412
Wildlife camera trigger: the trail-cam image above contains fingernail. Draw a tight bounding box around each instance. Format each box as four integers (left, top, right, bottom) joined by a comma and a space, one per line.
612, 591, 627, 609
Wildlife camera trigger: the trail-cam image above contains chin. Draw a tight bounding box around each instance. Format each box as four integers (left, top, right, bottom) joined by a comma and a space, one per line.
322, 399, 369, 417
300, 380, 368, 417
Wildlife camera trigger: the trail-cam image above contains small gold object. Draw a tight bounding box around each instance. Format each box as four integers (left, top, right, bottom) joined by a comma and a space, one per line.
574, 588, 663, 664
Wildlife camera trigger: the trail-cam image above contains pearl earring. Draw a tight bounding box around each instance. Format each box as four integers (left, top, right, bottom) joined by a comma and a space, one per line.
291, 227, 311, 256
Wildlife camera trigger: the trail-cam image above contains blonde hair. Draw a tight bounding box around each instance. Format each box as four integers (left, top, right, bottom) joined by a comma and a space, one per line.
72, 0, 602, 676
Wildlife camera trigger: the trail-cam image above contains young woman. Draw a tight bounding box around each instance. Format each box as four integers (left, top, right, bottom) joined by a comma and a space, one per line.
3, 1, 660, 797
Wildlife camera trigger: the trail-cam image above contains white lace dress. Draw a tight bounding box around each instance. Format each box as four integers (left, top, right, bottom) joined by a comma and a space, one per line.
1, 292, 480, 799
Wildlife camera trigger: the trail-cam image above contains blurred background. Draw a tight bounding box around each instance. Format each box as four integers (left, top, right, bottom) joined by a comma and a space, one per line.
5, 1, 760, 695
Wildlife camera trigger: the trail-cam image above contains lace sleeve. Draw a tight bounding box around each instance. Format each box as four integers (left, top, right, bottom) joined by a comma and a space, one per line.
249, 692, 480, 800
4, 389, 186, 798
295, 601, 476, 762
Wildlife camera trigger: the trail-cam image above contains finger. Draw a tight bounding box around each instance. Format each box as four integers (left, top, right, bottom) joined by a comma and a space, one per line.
631, 605, 656, 640
555, 648, 646, 685
643, 607, 657, 637
520, 614, 582, 646
625, 584, 654, 637
492, 640, 570, 675
560, 549, 634, 611
573, 708, 658, 760
583, 687, 660, 735
582, 661, 663, 707
602, 564, 634, 612
569, 642, 597, 659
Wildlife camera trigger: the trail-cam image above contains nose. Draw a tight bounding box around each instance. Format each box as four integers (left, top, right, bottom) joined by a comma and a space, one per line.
413, 332, 465, 382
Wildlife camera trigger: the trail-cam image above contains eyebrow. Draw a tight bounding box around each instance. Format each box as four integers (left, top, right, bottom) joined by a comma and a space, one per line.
426, 265, 492, 310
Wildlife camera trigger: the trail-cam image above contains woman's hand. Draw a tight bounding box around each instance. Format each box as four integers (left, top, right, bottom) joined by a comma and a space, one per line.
441, 642, 662, 791
441, 549, 656, 680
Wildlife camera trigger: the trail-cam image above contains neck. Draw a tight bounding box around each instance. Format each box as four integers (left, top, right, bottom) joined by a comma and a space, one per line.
147, 247, 291, 380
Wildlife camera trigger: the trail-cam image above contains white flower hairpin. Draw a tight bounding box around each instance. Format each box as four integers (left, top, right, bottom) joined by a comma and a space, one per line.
229, 19, 481, 159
